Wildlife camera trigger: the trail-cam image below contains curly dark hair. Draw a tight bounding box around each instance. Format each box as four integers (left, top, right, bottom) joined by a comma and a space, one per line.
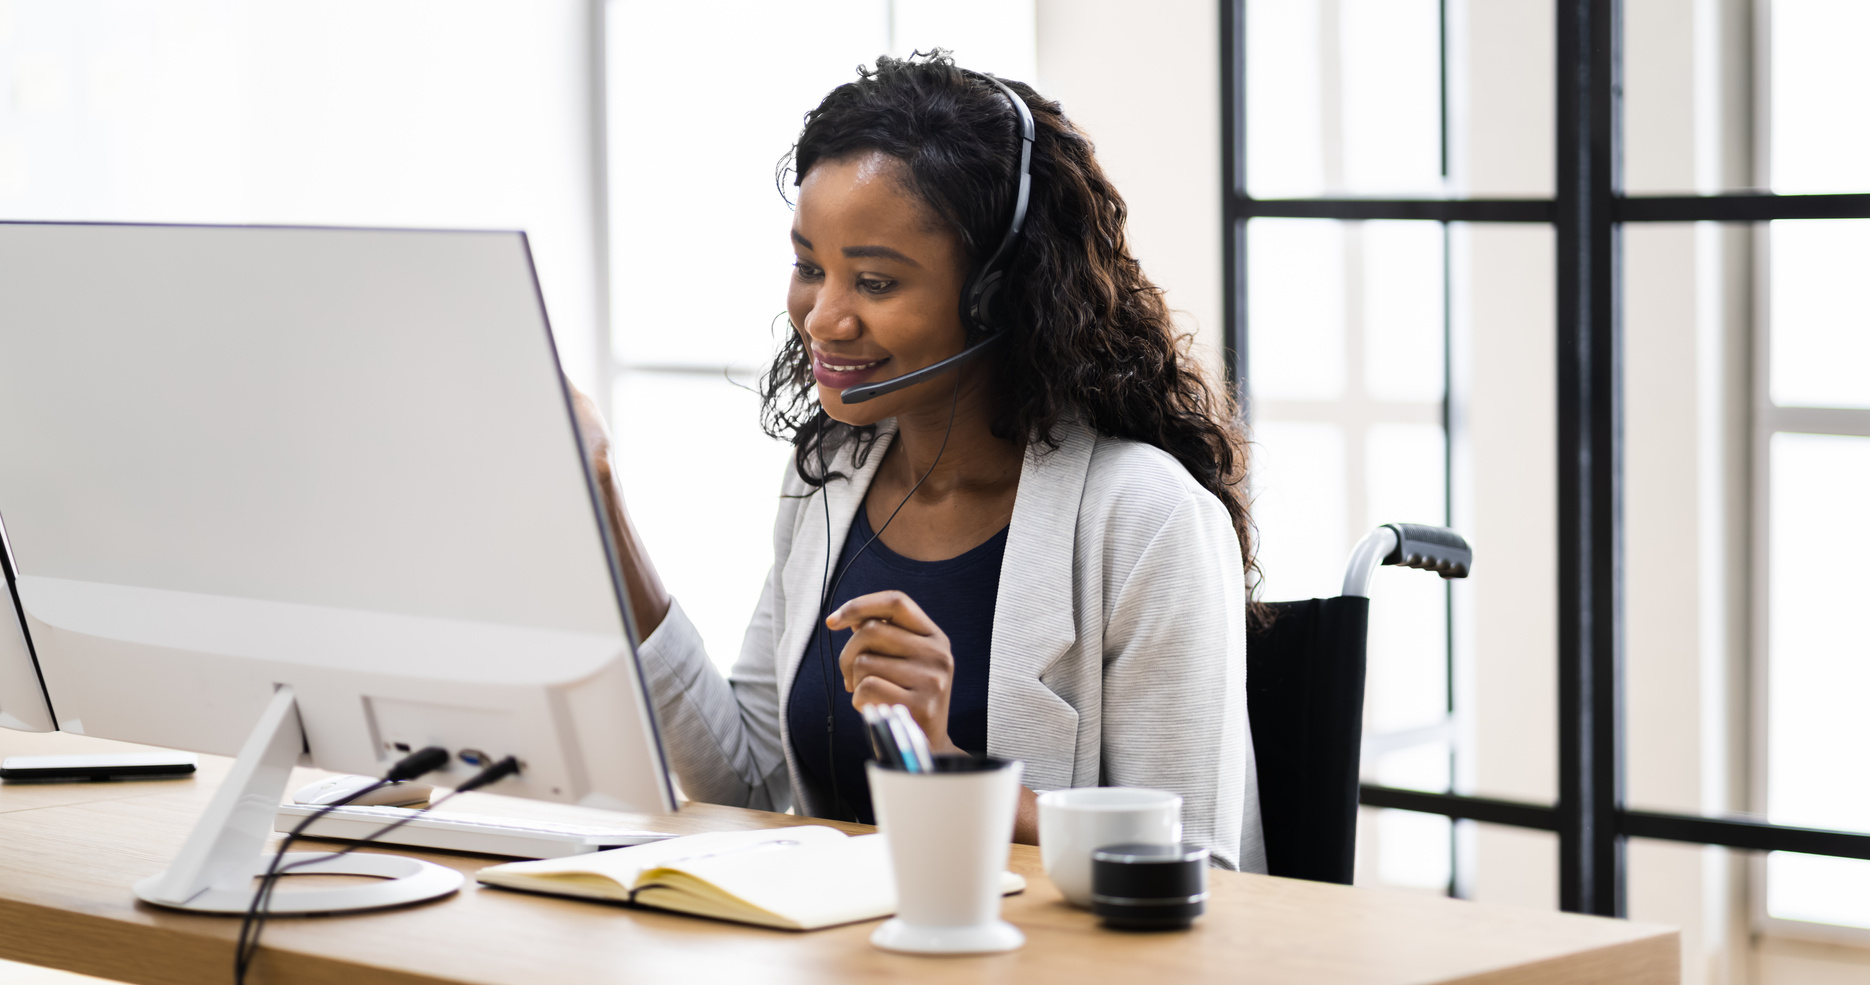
761, 50, 1259, 593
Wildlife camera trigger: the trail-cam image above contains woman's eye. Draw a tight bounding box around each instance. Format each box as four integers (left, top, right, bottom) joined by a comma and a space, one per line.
793, 262, 822, 280
858, 278, 895, 294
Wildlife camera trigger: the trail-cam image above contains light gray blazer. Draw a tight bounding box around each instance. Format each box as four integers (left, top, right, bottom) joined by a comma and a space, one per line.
635, 418, 1266, 872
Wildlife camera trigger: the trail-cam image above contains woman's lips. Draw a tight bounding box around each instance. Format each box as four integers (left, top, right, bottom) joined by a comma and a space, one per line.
812, 352, 892, 391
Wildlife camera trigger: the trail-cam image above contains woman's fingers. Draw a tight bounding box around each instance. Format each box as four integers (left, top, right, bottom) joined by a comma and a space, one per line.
825, 590, 941, 636
837, 619, 943, 690
851, 677, 946, 744
843, 647, 951, 696
850, 676, 914, 714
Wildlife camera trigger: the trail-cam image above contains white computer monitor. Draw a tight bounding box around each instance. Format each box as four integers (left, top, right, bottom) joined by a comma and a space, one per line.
0, 518, 53, 733
0, 221, 674, 911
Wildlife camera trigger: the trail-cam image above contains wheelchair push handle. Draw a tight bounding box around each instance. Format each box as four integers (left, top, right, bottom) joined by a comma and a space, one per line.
1382, 523, 1472, 578
1340, 524, 1473, 598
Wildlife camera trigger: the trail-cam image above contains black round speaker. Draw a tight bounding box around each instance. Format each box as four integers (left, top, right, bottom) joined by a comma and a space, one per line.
1090, 842, 1209, 931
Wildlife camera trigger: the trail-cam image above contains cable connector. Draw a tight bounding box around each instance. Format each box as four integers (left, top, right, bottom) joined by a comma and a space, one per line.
386, 746, 450, 783
453, 756, 520, 794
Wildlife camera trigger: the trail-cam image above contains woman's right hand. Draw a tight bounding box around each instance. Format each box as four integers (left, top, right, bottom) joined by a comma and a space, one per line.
566, 383, 672, 636
569, 385, 616, 485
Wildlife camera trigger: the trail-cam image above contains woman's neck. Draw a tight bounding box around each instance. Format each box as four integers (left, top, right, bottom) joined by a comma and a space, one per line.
878, 370, 1020, 502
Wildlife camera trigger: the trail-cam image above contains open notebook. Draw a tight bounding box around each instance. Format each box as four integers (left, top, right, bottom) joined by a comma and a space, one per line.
476, 825, 1024, 930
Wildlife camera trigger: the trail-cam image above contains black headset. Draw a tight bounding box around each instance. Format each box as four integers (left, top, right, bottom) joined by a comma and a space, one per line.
836, 70, 1035, 405
811, 68, 1037, 821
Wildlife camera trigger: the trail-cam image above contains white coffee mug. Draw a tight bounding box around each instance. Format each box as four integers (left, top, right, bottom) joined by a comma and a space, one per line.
1037, 787, 1182, 907
867, 758, 1025, 954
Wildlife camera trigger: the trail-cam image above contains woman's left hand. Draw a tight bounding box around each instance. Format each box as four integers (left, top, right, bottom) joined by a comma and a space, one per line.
827, 590, 963, 755
828, 589, 1043, 844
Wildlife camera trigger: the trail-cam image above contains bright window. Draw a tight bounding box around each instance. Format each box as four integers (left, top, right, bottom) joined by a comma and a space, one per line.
1758, 0, 1870, 936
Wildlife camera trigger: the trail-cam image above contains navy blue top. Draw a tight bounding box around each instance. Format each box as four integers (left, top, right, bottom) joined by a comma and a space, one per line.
787, 504, 1008, 824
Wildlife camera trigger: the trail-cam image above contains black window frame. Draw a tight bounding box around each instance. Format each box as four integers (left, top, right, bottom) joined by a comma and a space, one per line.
1221, 0, 1870, 917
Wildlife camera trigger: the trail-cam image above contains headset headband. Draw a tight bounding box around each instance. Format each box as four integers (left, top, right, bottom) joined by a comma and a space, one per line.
967, 70, 1035, 282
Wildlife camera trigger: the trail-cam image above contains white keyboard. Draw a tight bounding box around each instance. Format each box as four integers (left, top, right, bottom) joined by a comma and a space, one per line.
276, 803, 675, 859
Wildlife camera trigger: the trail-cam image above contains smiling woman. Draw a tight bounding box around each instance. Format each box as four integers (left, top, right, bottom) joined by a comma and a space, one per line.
582, 51, 1264, 870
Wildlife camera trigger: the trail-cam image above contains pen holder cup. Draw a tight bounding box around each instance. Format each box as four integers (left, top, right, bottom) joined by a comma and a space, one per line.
866, 757, 1025, 955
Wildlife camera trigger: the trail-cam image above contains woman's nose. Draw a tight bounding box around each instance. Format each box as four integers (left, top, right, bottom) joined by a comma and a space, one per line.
804, 283, 861, 341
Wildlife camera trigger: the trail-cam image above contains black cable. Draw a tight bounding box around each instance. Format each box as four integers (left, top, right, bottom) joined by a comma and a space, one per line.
234, 745, 451, 985
236, 754, 515, 983
813, 374, 963, 821
816, 417, 844, 818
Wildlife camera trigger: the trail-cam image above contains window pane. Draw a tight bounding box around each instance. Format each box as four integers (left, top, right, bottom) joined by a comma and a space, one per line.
1361, 744, 1453, 893
1244, 0, 1441, 197
1768, 853, 1870, 929
1247, 218, 1345, 401
1366, 423, 1448, 733
1363, 221, 1446, 403
1768, 433, 1870, 847
1769, 220, 1870, 409
1248, 219, 1451, 734
1373, 808, 1452, 889
1338, 0, 1441, 194
1371, 741, 1451, 794
611, 370, 795, 670
1249, 421, 1347, 601
1366, 421, 1446, 531
1771, 0, 1870, 194
1244, 0, 1326, 197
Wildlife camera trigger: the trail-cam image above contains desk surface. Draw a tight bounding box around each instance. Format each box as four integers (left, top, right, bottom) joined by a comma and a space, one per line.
0, 731, 1675, 985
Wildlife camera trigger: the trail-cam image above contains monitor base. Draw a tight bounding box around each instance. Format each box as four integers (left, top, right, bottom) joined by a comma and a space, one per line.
134, 851, 462, 914
132, 685, 460, 916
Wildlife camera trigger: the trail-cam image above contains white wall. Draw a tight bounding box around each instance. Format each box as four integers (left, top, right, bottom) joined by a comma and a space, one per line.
1620, 2, 1757, 980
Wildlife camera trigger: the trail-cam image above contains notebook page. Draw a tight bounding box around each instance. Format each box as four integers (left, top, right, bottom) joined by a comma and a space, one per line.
477, 825, 849, 894
643, 832, 897, 929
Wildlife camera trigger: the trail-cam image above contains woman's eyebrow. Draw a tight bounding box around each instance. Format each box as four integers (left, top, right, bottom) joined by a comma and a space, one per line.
790, 229, 813, 251
841, 245, 921, 267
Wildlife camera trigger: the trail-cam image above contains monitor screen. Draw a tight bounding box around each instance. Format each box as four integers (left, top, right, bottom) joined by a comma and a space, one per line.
0, 222, 672, 814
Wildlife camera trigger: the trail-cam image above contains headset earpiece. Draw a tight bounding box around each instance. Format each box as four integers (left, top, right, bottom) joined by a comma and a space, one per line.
963, 268, 1005, 337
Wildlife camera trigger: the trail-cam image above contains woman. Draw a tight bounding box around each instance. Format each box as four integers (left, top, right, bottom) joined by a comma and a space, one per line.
581, 52, 1264, 871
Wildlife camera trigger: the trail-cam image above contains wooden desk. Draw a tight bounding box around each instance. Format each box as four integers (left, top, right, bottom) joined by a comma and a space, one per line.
0, 732, 1675, 985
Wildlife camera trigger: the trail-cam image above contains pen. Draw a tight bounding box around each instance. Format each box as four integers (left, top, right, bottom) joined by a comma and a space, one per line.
860, 705, 901, 768
889, 705, 934, 772
878, 710, 931, 777
881, 707, 919, 772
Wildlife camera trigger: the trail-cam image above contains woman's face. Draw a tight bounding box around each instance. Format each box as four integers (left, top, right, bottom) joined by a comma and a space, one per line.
787, 151, 970, 427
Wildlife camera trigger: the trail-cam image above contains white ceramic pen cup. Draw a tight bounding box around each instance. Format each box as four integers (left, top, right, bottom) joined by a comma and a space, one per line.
1036, 787, 1183, 907
866, 757, 1025, 955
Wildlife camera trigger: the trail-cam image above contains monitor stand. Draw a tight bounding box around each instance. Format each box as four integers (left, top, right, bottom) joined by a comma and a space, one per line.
133, 685, 464, 914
